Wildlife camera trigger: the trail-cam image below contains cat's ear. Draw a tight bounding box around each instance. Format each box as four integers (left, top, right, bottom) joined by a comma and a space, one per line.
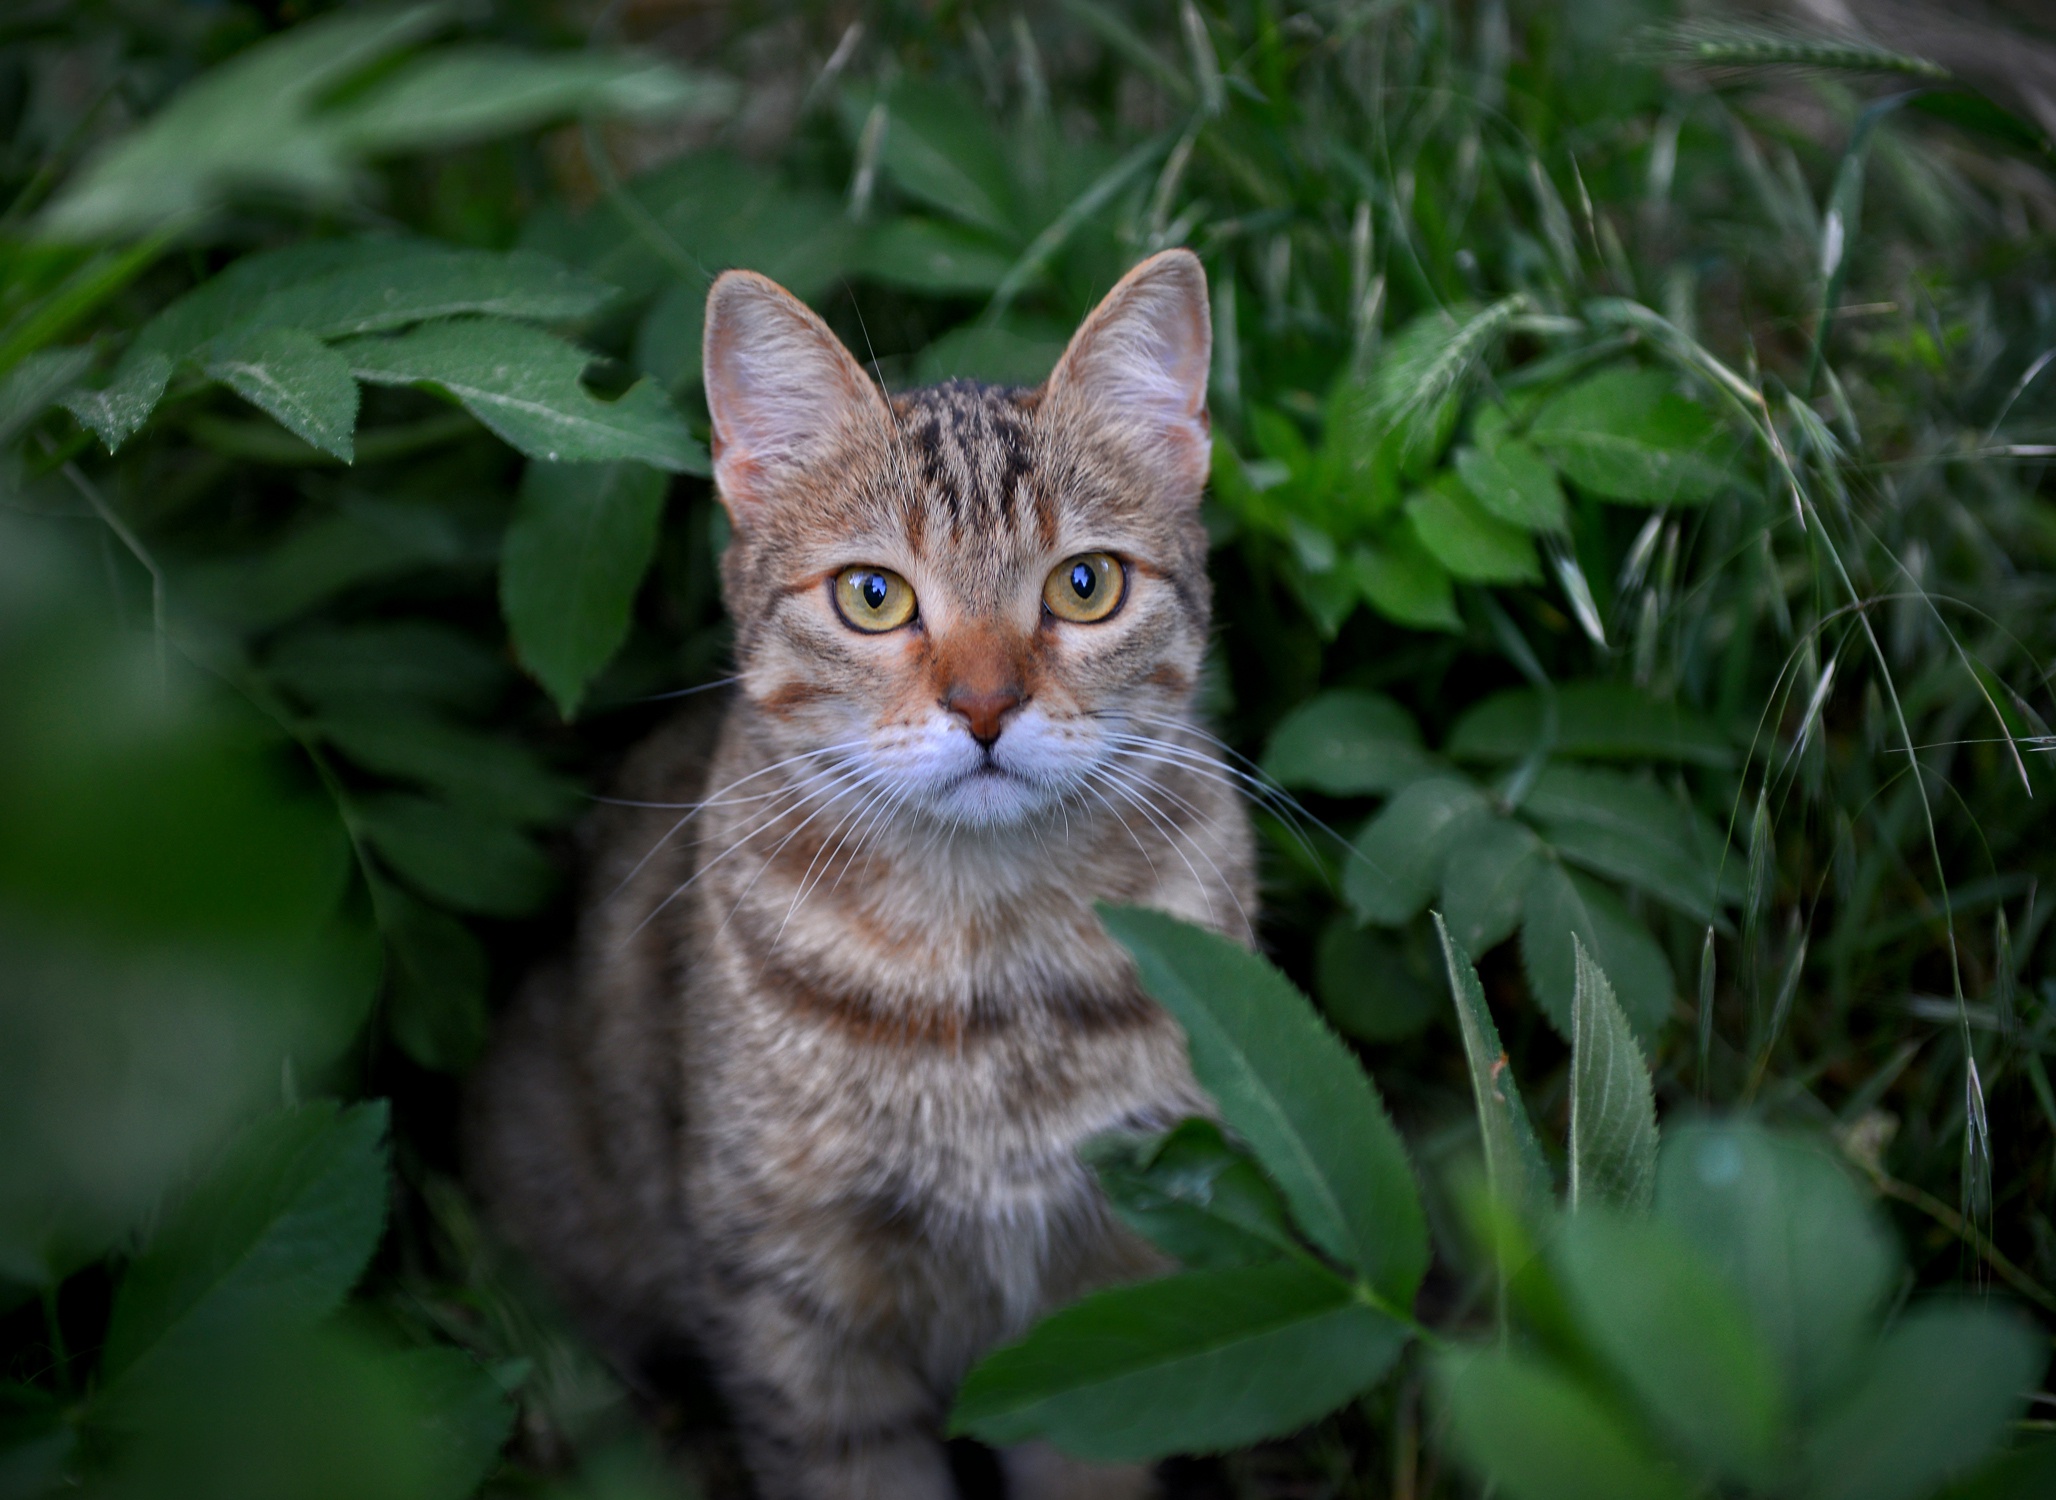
703, 271, 890, 527
1044, 249, 1212, 500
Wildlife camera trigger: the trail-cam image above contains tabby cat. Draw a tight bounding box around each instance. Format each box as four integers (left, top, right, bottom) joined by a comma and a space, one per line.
468, 248, 1257, 1500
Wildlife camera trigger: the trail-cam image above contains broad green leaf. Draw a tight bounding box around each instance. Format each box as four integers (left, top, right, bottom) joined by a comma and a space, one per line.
1351, 533, 1460, 631
1555, 1211, 1783, 1484
1944, 1440, 2056, 1500
393, 1343, 518, 1500
1261, 689, 1434, 797
1441, 815, 1544, 955
1656, 1121, 1896, 1414
1449, 682, 1734, 766
264, 621, 508, 714
343, 318, 707, 472
379, 887, 490, 1074
1085, 1119, 1297, 1270
1804, 1304, 2042, 1500
1099, 907, 1427, 1302
204, 325, 359, 461
312, 707, 578, 827
1434, 1345, 1697, 1500
1569, 937, 1659, 1212
633, 278, 706, 390
1454, 438, 1568, 531
1522, 764, 1730, 920
1529, 367, 1738, 506
325, 49, 728, 154
1344, 776, 1493, 926
1435, 918, 1552, 1225
63, 350, 171, 451
101, 1102, 390, 1389
357, 794, 557, 918
0, 346, 93, 447
500, 461, 670, 719
1337, 302, 1520, 476
1315, 919, 1440, 1043
856, 219, 1016, 294
1520, 861, 1673, 1043
858, 80, 1020, 239
952, 1261, 1408, 1462
1405, 476, 1541, 583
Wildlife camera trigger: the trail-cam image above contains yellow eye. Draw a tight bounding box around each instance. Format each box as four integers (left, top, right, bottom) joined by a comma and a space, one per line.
1043, 552, 1125, 623
833, 566, 917, 632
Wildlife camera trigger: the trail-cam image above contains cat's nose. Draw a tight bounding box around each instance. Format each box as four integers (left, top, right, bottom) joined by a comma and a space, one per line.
946, 685, 1024, 748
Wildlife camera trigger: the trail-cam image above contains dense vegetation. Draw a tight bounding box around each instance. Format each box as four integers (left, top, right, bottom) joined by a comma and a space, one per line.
3, 1, 2054, 1496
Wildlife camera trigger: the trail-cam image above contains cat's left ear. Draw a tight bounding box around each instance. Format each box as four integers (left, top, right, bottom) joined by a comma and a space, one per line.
1044, 249, 1212, 501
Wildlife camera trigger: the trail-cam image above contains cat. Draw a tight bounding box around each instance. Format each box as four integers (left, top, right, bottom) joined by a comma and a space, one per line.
466, 248, 1257, 1500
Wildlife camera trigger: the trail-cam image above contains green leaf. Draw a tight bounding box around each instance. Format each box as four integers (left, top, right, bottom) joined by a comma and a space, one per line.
1449, 682, 1734, 766
1522, 764, 1730, 920
204, 325, 359, 461
1099, 907, 1427, 1303
1520, 861, 1673, 1044
393, 1344, 518, 1500
379, 887, 490, 1074
500, 460, 670, 719
951, 1261, 1408, 1462
0, 1383, 75, 1496
1554, 1211, 1784, 1484
1315, 918, 1440, 1043
1351, 533, 1461, 631
1261, 689, 1434, 797
1529, 367, 1738, 506
357, 794, 557, 918
1568, 938, 1659, 1212
1453, 438, 1568, 531
342, 318, 707, 472
1656, 1121, 1896, 1415
914, 321, 1070, 386
1435, 917, 1553, 1225
63, 350, 171, 451
313, 706, 578, 827
101, 1102, 390, 1389
1405, 476, 1541, 583
1434, 1345, 1697, 1500
0, 346, 93, 448
1441, 815, 1545, 955
860, 80, 1020, 239
632, 278, 706, 390
1344, 776, 1493, 926
264, 621, 508, 714
1944, 1439, 2056, 1500
1804, 1304, 2042, 1500
1085, 1119, 1298, 1270
856, 219, 1016, 294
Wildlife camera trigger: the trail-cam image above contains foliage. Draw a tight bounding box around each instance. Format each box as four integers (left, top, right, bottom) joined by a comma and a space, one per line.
3, 0, 2055, 1496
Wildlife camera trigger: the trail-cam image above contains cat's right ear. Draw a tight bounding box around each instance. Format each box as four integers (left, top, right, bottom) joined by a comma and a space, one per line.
702, 272, 889, 528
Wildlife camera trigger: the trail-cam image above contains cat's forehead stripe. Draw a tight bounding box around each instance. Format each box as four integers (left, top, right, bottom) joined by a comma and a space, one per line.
891, 379, 1040, 540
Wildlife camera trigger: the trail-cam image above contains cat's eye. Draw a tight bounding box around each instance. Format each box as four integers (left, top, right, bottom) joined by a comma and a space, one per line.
1042, 552, 1125, 623
833, 566, 917, 632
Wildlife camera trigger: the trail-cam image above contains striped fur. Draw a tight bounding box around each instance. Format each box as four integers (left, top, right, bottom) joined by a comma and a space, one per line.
468, 252, 1255, 1500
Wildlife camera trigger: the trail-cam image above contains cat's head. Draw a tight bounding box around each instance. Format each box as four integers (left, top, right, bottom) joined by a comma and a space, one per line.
703, 250, 1214, 830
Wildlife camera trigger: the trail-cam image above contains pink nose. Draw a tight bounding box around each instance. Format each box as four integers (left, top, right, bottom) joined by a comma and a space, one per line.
946, 685, 1023, 747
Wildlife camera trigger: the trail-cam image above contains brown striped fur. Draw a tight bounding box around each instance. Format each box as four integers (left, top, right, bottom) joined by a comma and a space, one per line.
468, 252, 1255, 1500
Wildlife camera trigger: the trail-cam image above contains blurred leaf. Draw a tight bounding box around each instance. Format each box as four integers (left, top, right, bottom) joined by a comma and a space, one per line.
915, 322, 1069, 386
63, 350, 171, 451
858, 80, 1019, 239
343, 318, 707, 472
1454, 438, 1568, 531
0, 1383, 73, 1497
1406, 477, 1542, 583
1908, 90, 2056, 171
204, 326, 359, 461
1656, 1122, 1896, 1415
1449, 683, 1734, 766
101, 1102, 389, 1390
378, 886, 489, 1075
1522, 765, 1729, 920
312, 707, 578, 827
1435, 1344, 1697, 1500
1435, 917, 1553, 1225
1568, 938, 1658, 1212
1529, 367, 1737, 506
1086, 1119, 1298, 1270
392, 1344, 517, 1500
1316, 918, 1440, 1043
855, 219, 1016, 294
1351, 533, 1461, 631
1441, 815, 1544, 955
1261, 689, 1433, 797
500, 461, 670, 720
1944, 1440, 2056, 1500
1100, 907, 1427, 1303
951, 1261, 1408, 1462
356, 794, 556, 918
1803, 1304, 2042, 1500
0, 346, 92, 447
1520, 861, 1673, 1043
1345, 776, 1493, 926
1554, 1211, 1783, 1484
632, 278, 705, 391
264, 622, 508, 715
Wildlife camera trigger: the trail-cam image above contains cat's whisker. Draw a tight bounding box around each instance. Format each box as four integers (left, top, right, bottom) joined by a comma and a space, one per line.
767, 776, 899, 959
1098, 727, 1335, 877
1090, 763, 1246, 933
1075, 773, 1162, 881
706, 766, 892, 947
